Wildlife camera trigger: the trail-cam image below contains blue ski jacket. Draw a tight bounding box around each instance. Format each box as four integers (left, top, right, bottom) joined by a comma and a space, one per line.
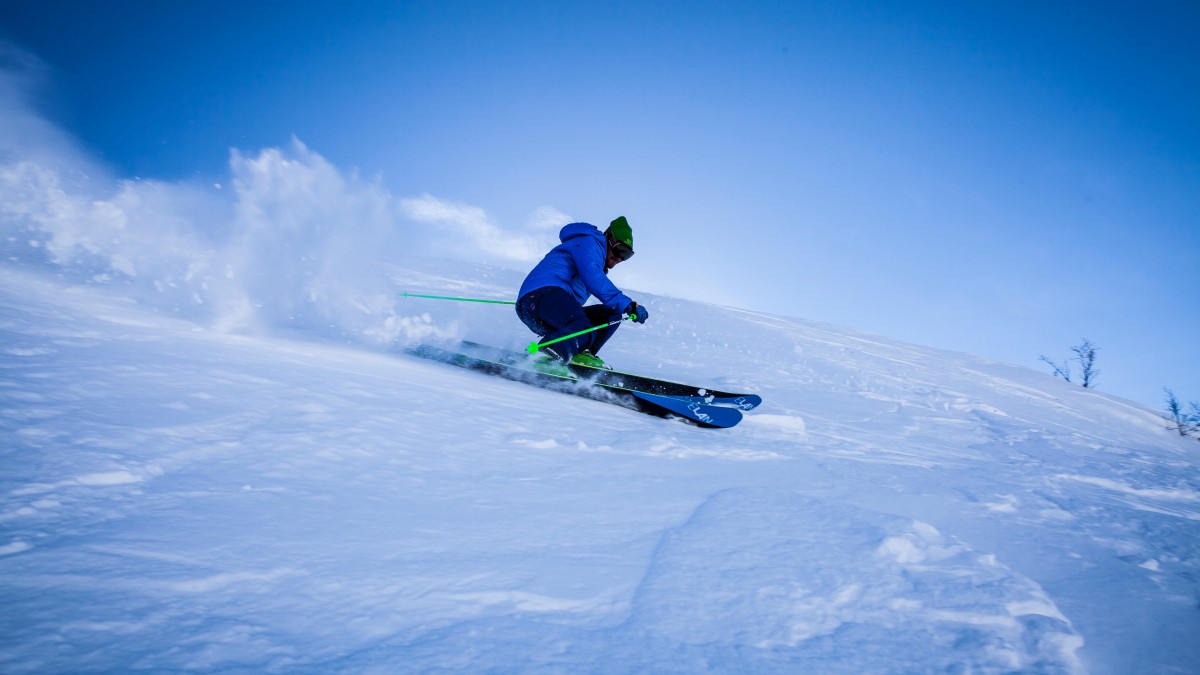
518, 222, 633, 314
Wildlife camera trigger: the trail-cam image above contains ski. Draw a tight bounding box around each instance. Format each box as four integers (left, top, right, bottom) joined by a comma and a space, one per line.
627, 390, 744, 428
410, 343, 743, 428
460, 341, 763, 410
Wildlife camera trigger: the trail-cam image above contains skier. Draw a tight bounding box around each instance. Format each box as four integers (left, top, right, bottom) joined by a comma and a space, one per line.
516, 216, 649, 371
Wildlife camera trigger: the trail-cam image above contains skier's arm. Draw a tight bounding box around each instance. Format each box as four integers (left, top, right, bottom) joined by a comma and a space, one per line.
568, 238, 632, 314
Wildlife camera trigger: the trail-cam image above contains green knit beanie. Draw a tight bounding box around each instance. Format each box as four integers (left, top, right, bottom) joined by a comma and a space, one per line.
606, 216, 633, 248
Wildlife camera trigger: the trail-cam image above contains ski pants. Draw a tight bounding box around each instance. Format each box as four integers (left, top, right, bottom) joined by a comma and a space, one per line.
515, 286, 621, 361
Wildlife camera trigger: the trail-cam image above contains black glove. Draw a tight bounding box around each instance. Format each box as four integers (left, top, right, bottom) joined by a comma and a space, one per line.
626, 301, 649, 324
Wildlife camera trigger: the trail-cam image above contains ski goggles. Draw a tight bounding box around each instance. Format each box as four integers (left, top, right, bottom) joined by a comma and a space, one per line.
610, 240, 635, 261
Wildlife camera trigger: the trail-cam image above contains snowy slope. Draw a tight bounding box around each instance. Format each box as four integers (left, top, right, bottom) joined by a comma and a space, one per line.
2, 260, 1198, 674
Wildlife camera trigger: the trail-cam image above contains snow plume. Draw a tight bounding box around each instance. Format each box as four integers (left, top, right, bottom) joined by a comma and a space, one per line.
0, 132, 395, 339
400, 194, 557, 263
0, 153, 233, 323
0, 49, 554, 345
223, 139, 402, 337
0, 44, 87, 168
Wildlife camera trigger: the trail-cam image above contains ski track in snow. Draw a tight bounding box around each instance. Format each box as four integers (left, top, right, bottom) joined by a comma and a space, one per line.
1, 263, 1198, 673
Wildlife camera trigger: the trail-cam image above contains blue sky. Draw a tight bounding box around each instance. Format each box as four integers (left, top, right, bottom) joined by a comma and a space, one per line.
1, 0, 1197, 409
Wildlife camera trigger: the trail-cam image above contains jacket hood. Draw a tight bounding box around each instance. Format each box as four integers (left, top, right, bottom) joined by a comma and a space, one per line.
558, 222, 602, 243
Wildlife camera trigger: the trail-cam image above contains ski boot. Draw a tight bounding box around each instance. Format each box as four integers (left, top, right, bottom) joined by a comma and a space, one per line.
570, 350, 612, 370
529, 348, 572, 377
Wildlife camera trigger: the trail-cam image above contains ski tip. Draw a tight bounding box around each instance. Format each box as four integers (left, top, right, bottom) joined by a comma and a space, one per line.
630, 390, 743, 428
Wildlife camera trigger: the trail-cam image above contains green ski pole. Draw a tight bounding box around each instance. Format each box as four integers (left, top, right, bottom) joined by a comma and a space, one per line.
527, 317, 629, 354
401, 291, 632, 355
400, 292, 516, 305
